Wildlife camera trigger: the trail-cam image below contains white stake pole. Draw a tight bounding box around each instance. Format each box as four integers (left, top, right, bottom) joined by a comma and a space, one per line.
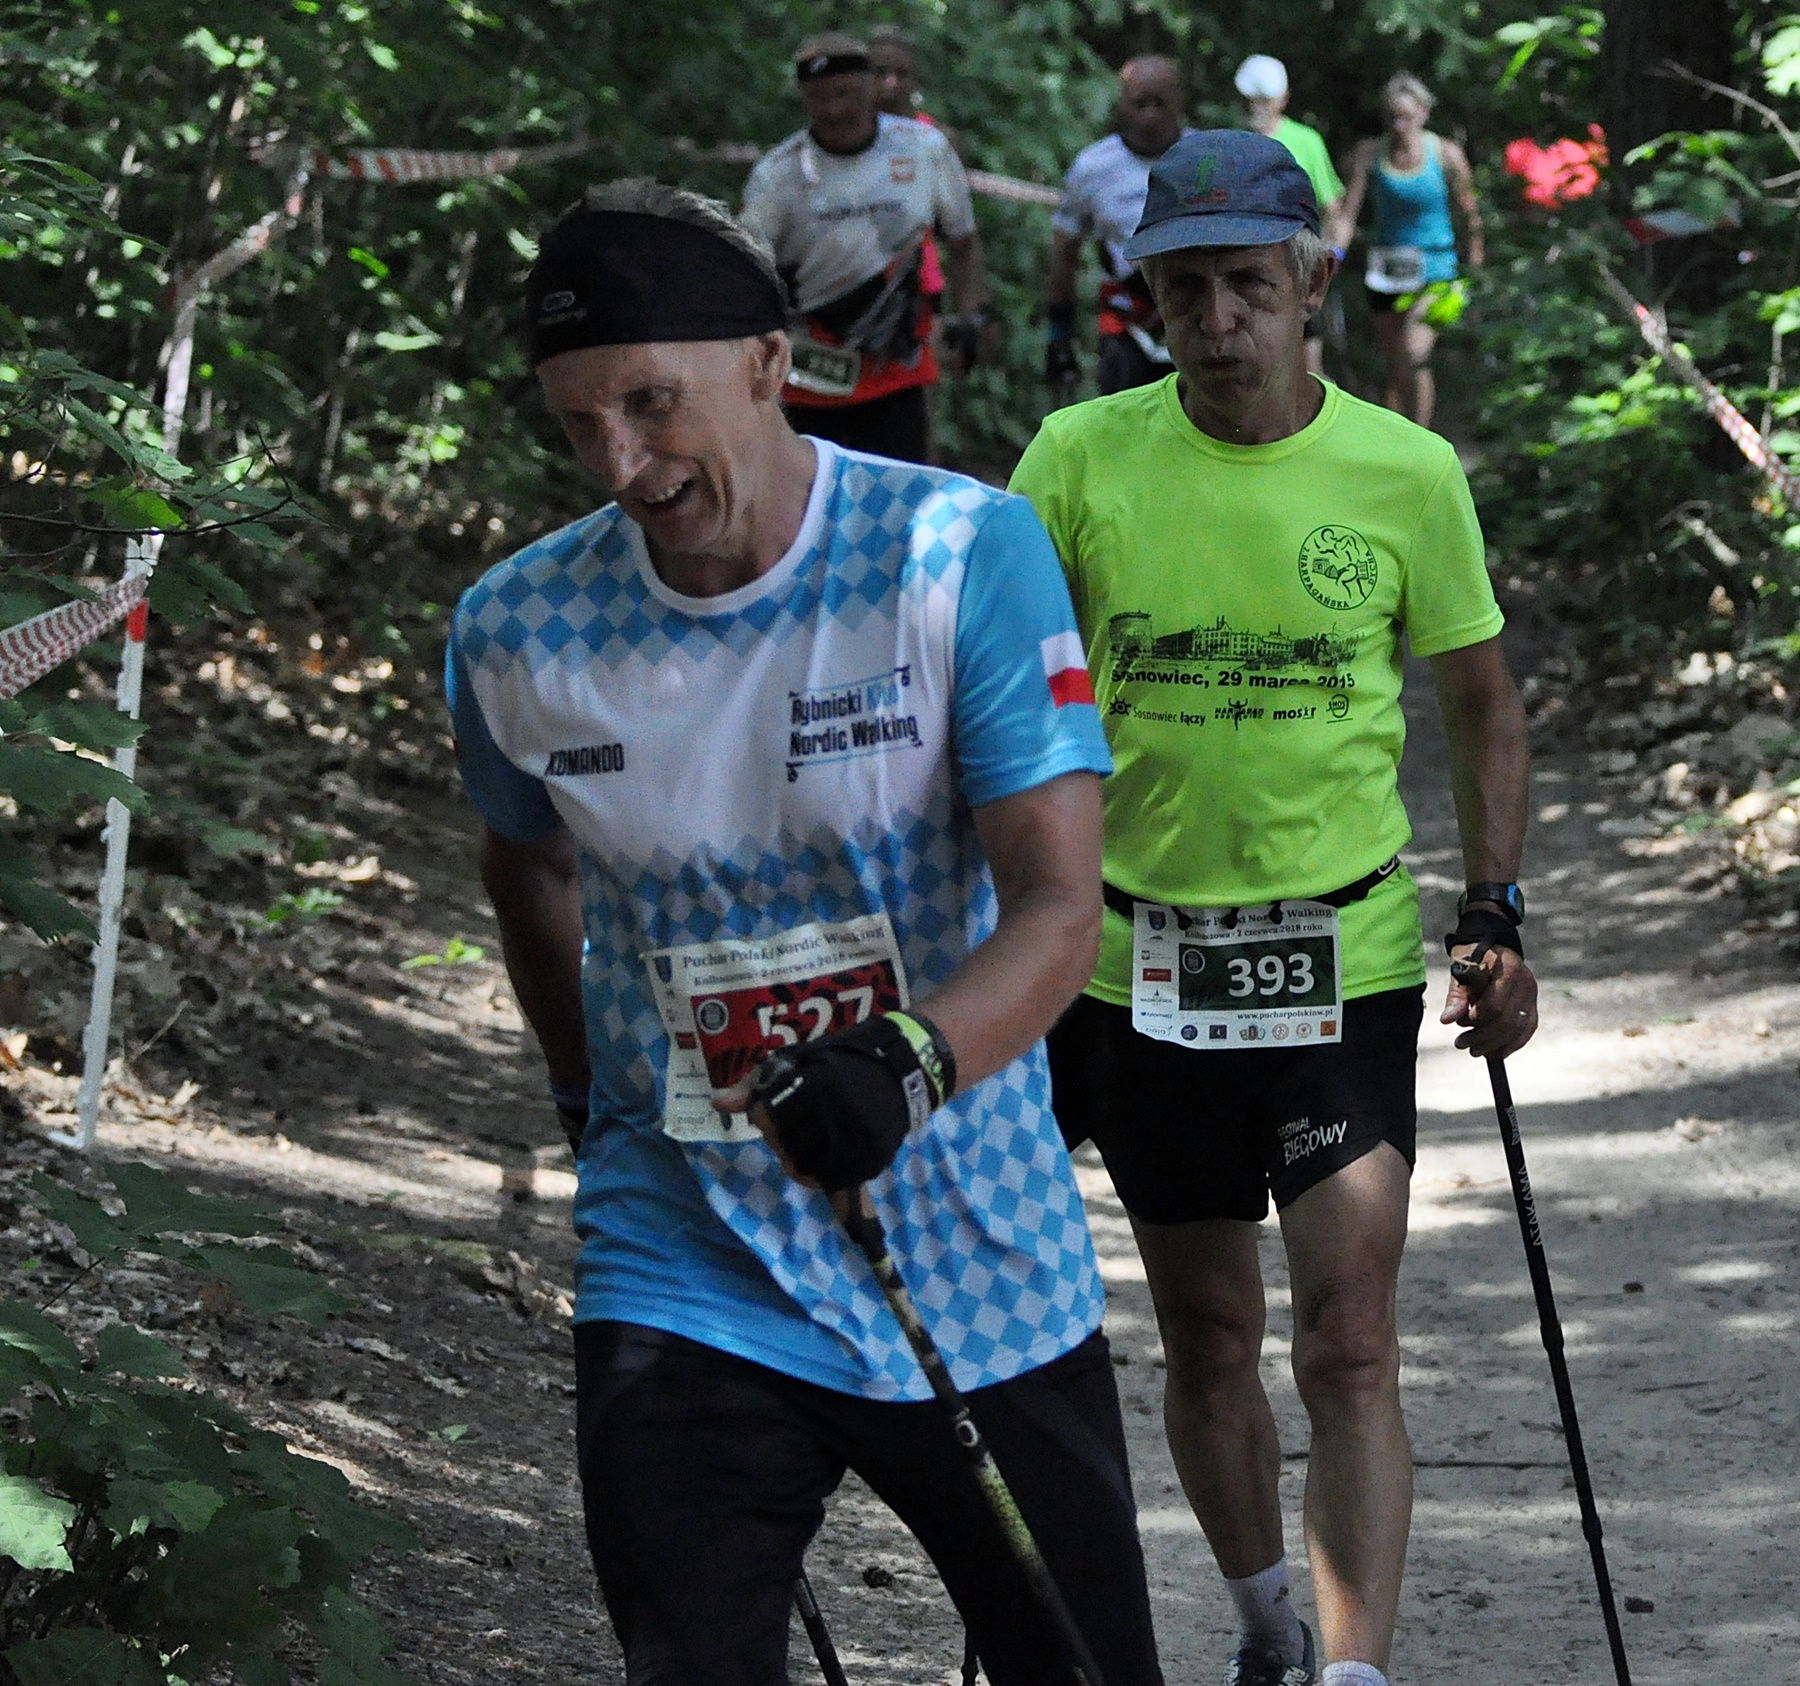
60, 548, 153, 1151
59, 166, 308, 1150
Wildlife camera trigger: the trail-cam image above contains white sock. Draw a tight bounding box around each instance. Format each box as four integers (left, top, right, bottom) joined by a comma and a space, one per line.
1224, 1557, 1305, 1663
1321, 1664, 1388, 1686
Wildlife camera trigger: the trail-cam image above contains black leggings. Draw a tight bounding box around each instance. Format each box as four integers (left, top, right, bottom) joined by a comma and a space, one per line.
573, 1322, 1164, 1686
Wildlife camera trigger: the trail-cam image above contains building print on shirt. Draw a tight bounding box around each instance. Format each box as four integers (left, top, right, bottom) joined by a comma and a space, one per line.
1101, 610, 1361, 730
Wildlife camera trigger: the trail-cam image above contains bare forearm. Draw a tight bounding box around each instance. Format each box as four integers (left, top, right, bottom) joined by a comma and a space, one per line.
1333, 157, 1370, 252
943, 230, 989, 315
481, 834, 588, 1088
913, 772, 1102, 1092
1438, 672, 1529, 881
915, 886, 1099, 1092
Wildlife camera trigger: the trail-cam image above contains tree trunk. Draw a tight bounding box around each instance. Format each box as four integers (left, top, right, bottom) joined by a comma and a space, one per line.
1602, 0, 1736, 298
1602, 0, 1734, 170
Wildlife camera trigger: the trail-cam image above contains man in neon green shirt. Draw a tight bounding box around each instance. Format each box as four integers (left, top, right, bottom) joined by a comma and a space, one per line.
1011, 130, 1538, 1686
1236, 55, 1344, 375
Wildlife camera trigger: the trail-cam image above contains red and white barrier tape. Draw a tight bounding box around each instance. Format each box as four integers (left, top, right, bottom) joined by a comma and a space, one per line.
965, 168, 1060, 208
296, 140, 591, 183
1597, 263, 1800, 507
0, 573, 151, 702
269, 137, 1063, 208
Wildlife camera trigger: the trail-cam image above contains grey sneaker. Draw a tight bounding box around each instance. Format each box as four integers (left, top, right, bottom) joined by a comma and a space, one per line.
1223, 1619, 1316, 1686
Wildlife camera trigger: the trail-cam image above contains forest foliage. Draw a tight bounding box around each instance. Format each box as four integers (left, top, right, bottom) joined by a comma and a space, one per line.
1, 1, 1794, 678
0, 9, 1796, 911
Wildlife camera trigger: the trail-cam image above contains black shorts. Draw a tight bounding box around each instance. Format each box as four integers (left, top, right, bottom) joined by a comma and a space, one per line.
1097, 332, 1168, 395
573, 1322, 1164, 1686
1049, 986, 1424, 1225
788, 383, 929, 463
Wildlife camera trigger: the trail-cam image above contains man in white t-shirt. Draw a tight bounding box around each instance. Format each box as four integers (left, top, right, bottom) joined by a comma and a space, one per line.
741, 32, 992, 464
447, 177, 1163, 1685
1045, 56, 1195, 395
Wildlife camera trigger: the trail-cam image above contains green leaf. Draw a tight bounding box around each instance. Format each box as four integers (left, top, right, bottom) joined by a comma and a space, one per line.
0, 741, 144, 817
3, 1629, 166, 1686
30, 1173, 133, 1261
238, 1433, 419, 1559
0, 870, 96, 940
184, 1245, 348, 1322
0, 1472, 76, 1571
125, 1387, 247, 1488
61, 395, 144, 467
138, 1498, 304, 1640
1765, 23, 1800, 98
221, 1641, 293, 1686
22, 699, 148, 751
106, 1159, 281, 1240
227, 520, 286, 552
197, 821, 270, 860
315, 1586, 412, 1685
372, 330, 440, 353
0, 1300, 82, 1379
102, 1474, 226, 1538
148, 552, 252, 621
96, 1322, 187, 1379
89, 482, 184, 532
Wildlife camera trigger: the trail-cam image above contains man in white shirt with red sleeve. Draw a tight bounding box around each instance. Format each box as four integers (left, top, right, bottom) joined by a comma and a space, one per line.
741, 31, 993, 464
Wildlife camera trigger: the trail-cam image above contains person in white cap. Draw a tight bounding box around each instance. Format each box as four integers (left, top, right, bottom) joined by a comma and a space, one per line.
1235, 54, 1344, 375
740, 32, 993, 464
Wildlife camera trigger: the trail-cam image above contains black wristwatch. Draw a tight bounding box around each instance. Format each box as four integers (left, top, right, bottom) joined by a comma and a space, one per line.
1458, 881, 1525, 924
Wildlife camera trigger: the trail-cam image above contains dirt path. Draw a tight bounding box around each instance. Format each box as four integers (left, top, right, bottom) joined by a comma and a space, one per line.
5, 661, 1796, 1684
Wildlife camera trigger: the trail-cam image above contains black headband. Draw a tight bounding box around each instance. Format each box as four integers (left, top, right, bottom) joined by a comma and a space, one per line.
525, 210, 788, 364
795, 51, 871, 81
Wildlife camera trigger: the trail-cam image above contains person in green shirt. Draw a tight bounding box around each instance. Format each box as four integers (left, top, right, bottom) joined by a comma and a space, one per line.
1010, 130, 1538, 1686
1236, 54, 1344, 376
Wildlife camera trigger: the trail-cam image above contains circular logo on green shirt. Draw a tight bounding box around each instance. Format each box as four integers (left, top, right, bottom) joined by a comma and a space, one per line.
1297, 527, 1378, 610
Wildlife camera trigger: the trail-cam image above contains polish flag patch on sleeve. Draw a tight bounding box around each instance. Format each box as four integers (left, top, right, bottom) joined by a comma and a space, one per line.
1040, 630, 1095, 707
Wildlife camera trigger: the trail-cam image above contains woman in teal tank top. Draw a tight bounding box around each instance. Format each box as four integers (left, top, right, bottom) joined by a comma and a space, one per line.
1335, 72, 1484, 429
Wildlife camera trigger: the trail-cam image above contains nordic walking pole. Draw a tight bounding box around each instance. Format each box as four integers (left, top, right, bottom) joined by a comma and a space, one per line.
793, 1571, 851, 1686
833, 1187, 1106, 1686
1450, 957, 1633, 1685
1481, 1054, 1633, 1686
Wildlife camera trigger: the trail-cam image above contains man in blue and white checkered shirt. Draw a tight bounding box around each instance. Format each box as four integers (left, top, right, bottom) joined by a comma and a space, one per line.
445, 178, 1164, 1685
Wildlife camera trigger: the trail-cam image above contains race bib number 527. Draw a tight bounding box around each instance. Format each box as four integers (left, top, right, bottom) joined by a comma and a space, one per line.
646, 914, 910, 1142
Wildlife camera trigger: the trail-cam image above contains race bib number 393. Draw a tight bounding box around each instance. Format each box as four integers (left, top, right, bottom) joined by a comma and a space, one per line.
1131, 900, 1342, 1048
645, 914, 910, 1142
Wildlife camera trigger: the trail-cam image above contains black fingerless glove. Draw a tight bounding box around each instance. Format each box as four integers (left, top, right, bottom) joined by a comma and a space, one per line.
749, 1011, 956, 1192
1443, 907, 1524, 959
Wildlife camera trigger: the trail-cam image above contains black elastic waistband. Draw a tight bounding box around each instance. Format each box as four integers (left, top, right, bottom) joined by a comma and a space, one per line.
1102, 856, 1401, 924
